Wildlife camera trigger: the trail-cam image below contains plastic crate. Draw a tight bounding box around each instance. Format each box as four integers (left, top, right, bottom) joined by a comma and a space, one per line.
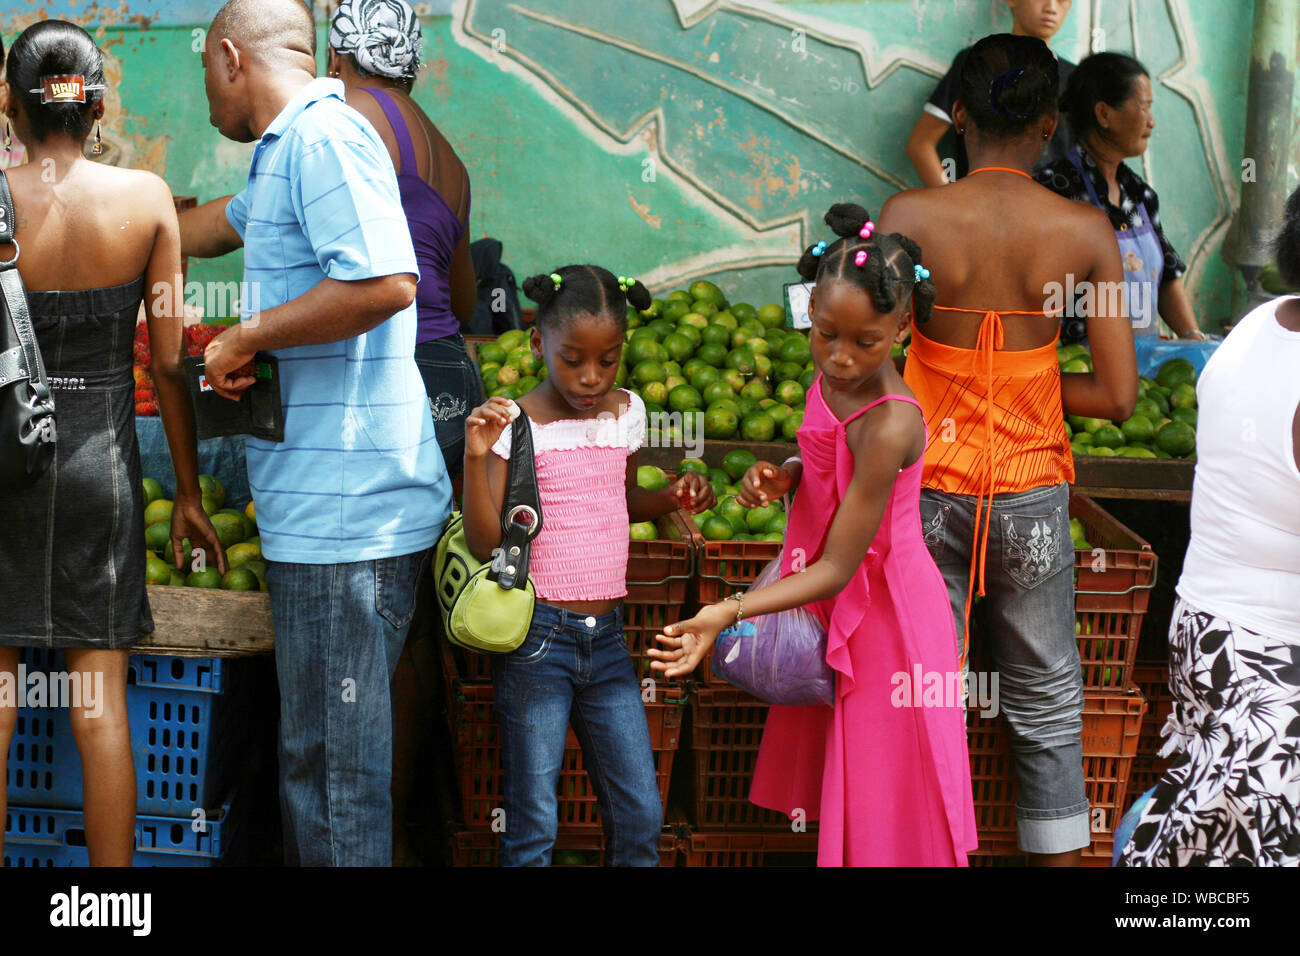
679, 828, 818, 867
451, 511, 698, 683
3, 790, 239, 868
1132, 662, 1174, 759
6, 650, 249, 815
686, 684, 819, 832
448, 826, 679, 866
444, 648, 684, 829
966, 688, 1144, 855
1071, 494, 1157, 691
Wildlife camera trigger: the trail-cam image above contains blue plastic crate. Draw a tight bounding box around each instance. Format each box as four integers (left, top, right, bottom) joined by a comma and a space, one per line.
6, 651, 249, 815
3, 790, 239, 867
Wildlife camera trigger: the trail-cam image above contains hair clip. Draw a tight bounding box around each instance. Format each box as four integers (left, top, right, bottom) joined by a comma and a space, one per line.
811, 241, 828, 257
854, 250, 869, 268
617, 275, 636, 293
549, 273, 563, 291
858, 221, 875, 240
31, 74, 106, 105
914, 265, 931, 282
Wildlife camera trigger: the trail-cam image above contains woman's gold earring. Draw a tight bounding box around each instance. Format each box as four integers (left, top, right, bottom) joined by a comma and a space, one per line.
92, 122, 103, 155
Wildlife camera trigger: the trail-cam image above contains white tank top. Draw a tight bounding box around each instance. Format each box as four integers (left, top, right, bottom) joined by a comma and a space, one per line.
1177, 296, 1300, 640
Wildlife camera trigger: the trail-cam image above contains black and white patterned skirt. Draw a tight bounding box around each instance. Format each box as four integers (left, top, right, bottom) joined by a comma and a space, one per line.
1118, 597, 1300, 866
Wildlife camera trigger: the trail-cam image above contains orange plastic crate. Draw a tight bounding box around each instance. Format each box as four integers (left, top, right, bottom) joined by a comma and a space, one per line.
679, 828, 818, 867
686, 684, 820, 832
966, 688, 1145, 856
448, 826, 679, 867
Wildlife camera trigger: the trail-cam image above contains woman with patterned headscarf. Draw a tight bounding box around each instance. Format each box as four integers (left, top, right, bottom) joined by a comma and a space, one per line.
329, 0, 478, 480
328, 0, 477, 868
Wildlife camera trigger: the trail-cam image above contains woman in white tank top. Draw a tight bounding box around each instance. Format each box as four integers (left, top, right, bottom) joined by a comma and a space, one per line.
1119, 188, 1300, 867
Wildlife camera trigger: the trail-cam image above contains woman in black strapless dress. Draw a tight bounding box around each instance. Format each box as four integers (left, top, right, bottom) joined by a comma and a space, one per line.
0, 21, 224, 866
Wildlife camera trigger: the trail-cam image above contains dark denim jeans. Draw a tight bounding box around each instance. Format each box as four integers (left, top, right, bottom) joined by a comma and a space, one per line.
414, 334, 482, 482
920, 481, 1090, 854
267, 548, 429, 866
492, 601, 662, 867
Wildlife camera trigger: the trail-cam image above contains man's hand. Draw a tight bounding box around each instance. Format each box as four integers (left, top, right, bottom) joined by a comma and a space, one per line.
203, 323, 257, 401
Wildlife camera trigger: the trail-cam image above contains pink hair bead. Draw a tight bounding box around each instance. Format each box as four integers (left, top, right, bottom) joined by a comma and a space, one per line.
859, 221, 875, 239
854, 250, 868, 267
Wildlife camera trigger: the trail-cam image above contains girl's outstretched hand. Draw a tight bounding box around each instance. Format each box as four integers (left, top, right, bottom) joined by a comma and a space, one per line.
738, 461, 792, 508
648, 601, 734, 679
465, 397, 519, 458
669, 471, 716, 514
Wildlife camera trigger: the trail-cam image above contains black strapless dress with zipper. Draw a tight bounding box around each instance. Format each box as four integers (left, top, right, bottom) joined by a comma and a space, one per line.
0, 276, 153, 648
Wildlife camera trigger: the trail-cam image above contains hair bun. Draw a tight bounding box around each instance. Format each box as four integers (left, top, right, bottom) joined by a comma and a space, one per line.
522, 272, 560, 305
624, 279, 652, 312
823, 202, 873, 240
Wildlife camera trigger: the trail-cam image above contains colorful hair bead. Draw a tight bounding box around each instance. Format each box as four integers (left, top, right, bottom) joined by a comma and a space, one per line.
617, 275, 636, 293
811, 240, 828, 257
913, 264, 931, 282
858, 221, 875, 240
549, 272, 563, 291
854, 250, 868, 267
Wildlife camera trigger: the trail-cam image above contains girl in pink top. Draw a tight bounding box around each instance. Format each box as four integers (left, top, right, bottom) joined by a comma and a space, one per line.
651, 205, 978, 866
462, 264, 714, 866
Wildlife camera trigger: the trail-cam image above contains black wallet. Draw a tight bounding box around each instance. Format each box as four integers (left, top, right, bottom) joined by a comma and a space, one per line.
183, 352, 285, 442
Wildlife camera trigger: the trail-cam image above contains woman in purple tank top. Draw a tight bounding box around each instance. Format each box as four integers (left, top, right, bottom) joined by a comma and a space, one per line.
328, 0, 479, 485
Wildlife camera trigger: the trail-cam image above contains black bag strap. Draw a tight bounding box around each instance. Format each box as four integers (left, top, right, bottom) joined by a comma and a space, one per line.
0, 171, 48, 402
489, 408, 543, 590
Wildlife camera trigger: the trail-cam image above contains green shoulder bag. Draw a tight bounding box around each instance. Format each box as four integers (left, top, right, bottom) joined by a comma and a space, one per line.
434, 410, 542, 653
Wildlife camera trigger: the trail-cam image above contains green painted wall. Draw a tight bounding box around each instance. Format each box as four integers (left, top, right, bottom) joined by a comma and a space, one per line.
3, 1, 1293, 330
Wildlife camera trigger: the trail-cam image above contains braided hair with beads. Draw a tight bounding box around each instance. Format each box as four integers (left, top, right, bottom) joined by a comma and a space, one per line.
796, 203, 936, 324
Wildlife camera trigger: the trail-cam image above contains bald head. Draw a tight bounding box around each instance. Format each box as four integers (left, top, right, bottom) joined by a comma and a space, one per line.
210, 0, 317, 62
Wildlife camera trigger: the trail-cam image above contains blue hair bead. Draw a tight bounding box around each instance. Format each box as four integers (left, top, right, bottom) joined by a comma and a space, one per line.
811, 241, 828, 257
914, 265, 931, 282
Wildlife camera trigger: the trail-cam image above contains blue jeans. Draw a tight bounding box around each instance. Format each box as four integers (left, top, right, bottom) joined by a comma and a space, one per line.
919, 481, 1090, 854
492, 601, 662, 867
414, 334, 482, 482
267, 548, 429, 866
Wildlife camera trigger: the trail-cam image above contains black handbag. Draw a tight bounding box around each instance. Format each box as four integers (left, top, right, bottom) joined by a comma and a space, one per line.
0, 170, 57, 490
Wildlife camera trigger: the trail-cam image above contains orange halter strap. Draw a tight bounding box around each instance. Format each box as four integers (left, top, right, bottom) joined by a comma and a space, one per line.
967, 166, 1035, 181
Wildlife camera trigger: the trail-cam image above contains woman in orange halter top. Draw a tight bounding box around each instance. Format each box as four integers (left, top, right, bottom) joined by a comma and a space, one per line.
879, 34, 1137, 865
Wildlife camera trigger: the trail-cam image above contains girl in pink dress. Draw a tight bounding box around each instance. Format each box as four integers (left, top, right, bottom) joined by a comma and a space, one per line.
651, 204, 978, 865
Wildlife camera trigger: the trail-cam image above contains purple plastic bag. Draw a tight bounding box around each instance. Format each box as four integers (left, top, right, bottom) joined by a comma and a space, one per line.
711, 555, 835, 707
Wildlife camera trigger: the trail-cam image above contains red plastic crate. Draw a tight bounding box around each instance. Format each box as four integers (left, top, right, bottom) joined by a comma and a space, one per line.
966, 688, 1145, 857
451, 510, 698, 683
1071, 494, 1157, 691
443, 646, 684, 830
448, 826, 679, 866
686, 684, 819, 832
679, 828, 818, 867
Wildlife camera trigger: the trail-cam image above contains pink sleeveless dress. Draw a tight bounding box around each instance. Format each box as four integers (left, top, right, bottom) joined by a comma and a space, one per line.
748, 379, 979, 866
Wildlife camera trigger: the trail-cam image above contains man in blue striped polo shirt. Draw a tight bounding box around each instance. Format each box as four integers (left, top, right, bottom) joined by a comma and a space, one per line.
185, 0, 451, 866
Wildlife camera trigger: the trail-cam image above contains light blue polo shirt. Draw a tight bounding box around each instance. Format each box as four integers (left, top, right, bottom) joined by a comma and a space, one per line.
226, 77, 450, 564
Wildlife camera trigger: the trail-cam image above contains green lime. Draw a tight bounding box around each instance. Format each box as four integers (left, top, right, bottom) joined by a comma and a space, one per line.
701, 381, 735, 406
187, 567, 223, 589
221, 567, 260, 591
648, 318, 676, 340
775, 361, 803, 383
729, 303, 757, 323
1133, 398, 1162, 422
666, 290, 692, 303
700, 324, 731, 348
631, 360, 667, 387
1061, 358, 1091, 374
703, 407, 738, 439
710, 311, 738, 332
225, 540, 263, 567
746, 503, 779, 532
765, 511, 788, 535
1119, 416, 1155, 445
1156, 358, 1197, 389
668, 384, 704, 414
198, 474, 226, 508
663, 375, 687, 393
716, 495, 747, 525
730, 327, 757, 350
1155, 420, 1196, 457
1118, 446, 1158, 458
798, 369, 816, 391
700, 516, 735, 541
722, 449, 758, 481
781, 409, 804, 441
740, 413, 776, 443
767, 404, 793, 427
168, 569, 187, 587
1066, 415, 1108, 435
757, 304, 786, 329
144, 499, 174, 527
777, 336, 811, 365
200, 495, 222, 517
1170, 383, 1197, 410
689, 280, 725, 305
677, 458, 708, 477
626, 337, 667, 366
752, 354, 774, 380
1088, 446, 1119, 456
479, 363, 502, 387
209, 513, 246, 548
630, 521, 658, 541
145, 555, 173, 586
676, 325, 703, 349
477, 343, 507, 366
678, 311, 709, 330
662, 299, 690, 324
496, 329, 529, 353
145, 521, 172, 554
746, 337, 772, 359
697, 343, 728, 368
640, 381, 668, 407
242, 559, 268, 585
1169, 406, 1197, 428
1092, 425, 1125, 449
737, 397, 761, 419
636, 465, 671, 491
724, 348, 757, 376
692, 301, 719, 319
496, 364, 520, 386
142, 478, 164, 506
740, 379, 771, 402
775, 381, 805, 407
1148, 388, 1171, 417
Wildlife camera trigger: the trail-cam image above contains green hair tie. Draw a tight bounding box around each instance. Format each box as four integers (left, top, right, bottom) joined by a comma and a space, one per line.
549, 273, 563, 291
